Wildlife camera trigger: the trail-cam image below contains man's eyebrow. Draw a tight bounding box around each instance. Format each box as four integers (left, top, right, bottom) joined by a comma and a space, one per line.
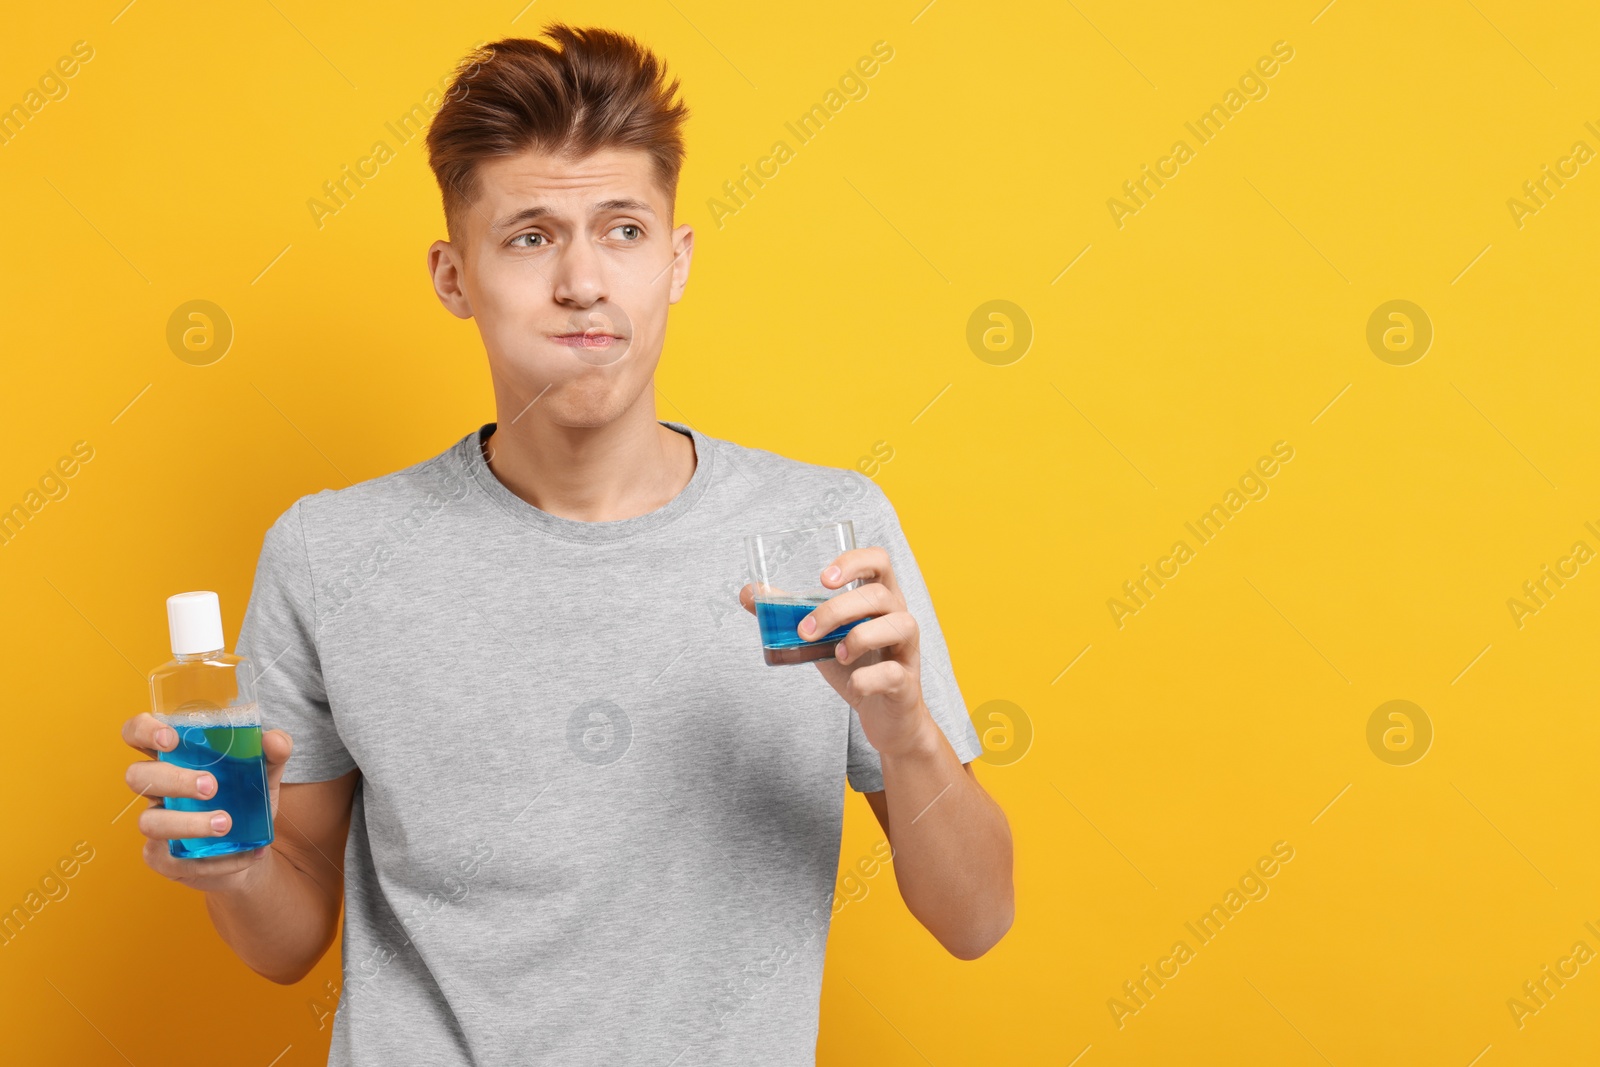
491, 199, 657, 233
491, 206, 552, 232
595, 197, 656, 218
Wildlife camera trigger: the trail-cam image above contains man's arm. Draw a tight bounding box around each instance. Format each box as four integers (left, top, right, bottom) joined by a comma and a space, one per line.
123, 715, 358, 984
206, 770, 360, 984
863, 743, 1013, 959
739, 545, 1015, 960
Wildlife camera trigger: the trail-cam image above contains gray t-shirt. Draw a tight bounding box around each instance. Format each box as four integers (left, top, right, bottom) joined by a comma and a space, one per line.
236, 420, 982, 1066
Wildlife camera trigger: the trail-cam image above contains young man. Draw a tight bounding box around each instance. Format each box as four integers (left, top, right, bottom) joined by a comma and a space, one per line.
119, 24, 1012, 1066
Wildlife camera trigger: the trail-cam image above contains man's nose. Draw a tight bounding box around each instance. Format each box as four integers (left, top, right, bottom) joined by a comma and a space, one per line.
551, 237, 607, 307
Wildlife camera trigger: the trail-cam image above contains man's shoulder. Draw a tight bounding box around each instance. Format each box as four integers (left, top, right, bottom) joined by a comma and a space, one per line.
705, 429, 881, 506
262, 433, 475, 547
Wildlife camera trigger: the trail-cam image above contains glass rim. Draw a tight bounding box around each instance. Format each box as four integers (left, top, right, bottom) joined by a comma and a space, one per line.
743, 518, 854, 546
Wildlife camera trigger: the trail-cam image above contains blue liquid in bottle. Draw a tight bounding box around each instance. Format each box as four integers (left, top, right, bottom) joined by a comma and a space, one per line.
158, 719, 274, 859
755, 597, 867, 650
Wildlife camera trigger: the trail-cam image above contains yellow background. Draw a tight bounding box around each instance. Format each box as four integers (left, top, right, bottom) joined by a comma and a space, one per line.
2, 1, 1597, 1063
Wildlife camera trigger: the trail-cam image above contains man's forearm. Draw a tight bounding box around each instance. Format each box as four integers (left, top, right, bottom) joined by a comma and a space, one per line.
879, 710, 1014, 959
205, 846, 343, 984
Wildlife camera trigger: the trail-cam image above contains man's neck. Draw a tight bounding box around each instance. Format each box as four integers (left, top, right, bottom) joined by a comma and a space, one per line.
480, 394, 697, 524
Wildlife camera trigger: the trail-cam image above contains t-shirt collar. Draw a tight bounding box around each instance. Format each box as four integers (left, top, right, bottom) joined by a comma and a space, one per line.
456, 419, 716, 543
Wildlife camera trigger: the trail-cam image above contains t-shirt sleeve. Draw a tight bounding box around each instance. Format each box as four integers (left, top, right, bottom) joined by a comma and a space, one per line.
235, 497, 358, 784
843, 472, 982, 793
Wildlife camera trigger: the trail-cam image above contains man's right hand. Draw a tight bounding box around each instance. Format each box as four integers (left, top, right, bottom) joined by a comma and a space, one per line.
121, 713, 294, 894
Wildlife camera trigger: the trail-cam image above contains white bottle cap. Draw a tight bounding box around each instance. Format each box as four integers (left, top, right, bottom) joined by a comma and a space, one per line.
167, 591, 226, 655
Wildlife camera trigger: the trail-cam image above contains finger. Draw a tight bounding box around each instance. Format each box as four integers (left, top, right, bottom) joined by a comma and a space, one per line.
142, 837, 264, 880
261, 728, 294, 770
799, 582, 896, 641
819, 546, 899, 598
138, 805, 233, 842
843, 658, 914, 704
122, 713, 178, 760
261, 730, 293, 807
125, 760, 220, 802
835, 610, 919, 665
737, 583, 756, 615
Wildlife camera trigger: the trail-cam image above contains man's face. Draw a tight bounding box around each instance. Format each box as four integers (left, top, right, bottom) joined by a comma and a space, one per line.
428, 146, 694, 429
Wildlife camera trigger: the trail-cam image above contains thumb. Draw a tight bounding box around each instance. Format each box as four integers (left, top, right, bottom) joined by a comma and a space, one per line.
262, 729, 293, 817
262, 728, 294, 773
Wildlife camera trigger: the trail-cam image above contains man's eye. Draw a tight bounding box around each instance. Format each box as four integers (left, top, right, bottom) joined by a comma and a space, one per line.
511, 233, 546, 248
612, 224, 642, 240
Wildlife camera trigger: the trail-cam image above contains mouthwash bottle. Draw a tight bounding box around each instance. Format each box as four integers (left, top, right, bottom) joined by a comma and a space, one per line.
148, 591, 274, 859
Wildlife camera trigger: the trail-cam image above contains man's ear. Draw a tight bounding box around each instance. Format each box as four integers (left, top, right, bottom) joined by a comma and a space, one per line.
428, 240, 474, 319
667, 224, 695, 305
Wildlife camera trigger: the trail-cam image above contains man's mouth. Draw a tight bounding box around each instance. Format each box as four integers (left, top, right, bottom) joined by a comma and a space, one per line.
550, 332, 623, 349
553, 307, 632, 366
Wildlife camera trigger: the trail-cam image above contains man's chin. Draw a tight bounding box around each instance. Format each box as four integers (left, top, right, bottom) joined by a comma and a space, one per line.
517, 378, 640, 430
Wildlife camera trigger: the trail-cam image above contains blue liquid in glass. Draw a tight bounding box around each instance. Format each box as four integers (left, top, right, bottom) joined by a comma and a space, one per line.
158, 723, 274, 859
755, 597, 866, 650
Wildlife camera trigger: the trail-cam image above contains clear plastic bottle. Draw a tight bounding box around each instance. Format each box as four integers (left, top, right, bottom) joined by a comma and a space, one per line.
148, 591, 274, 859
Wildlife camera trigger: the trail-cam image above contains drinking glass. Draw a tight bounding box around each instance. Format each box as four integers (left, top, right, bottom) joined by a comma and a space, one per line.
745, 520, 870, 666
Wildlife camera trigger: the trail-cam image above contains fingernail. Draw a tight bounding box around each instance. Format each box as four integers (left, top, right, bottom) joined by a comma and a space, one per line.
197, 774, 215, 797
210, 812, 228, 832
800, 615, 816, 635
157, 728, 176, 749
822, 566, 841, 583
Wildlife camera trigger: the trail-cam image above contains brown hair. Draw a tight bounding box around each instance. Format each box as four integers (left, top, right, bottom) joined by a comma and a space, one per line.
425, 24, 690, 242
